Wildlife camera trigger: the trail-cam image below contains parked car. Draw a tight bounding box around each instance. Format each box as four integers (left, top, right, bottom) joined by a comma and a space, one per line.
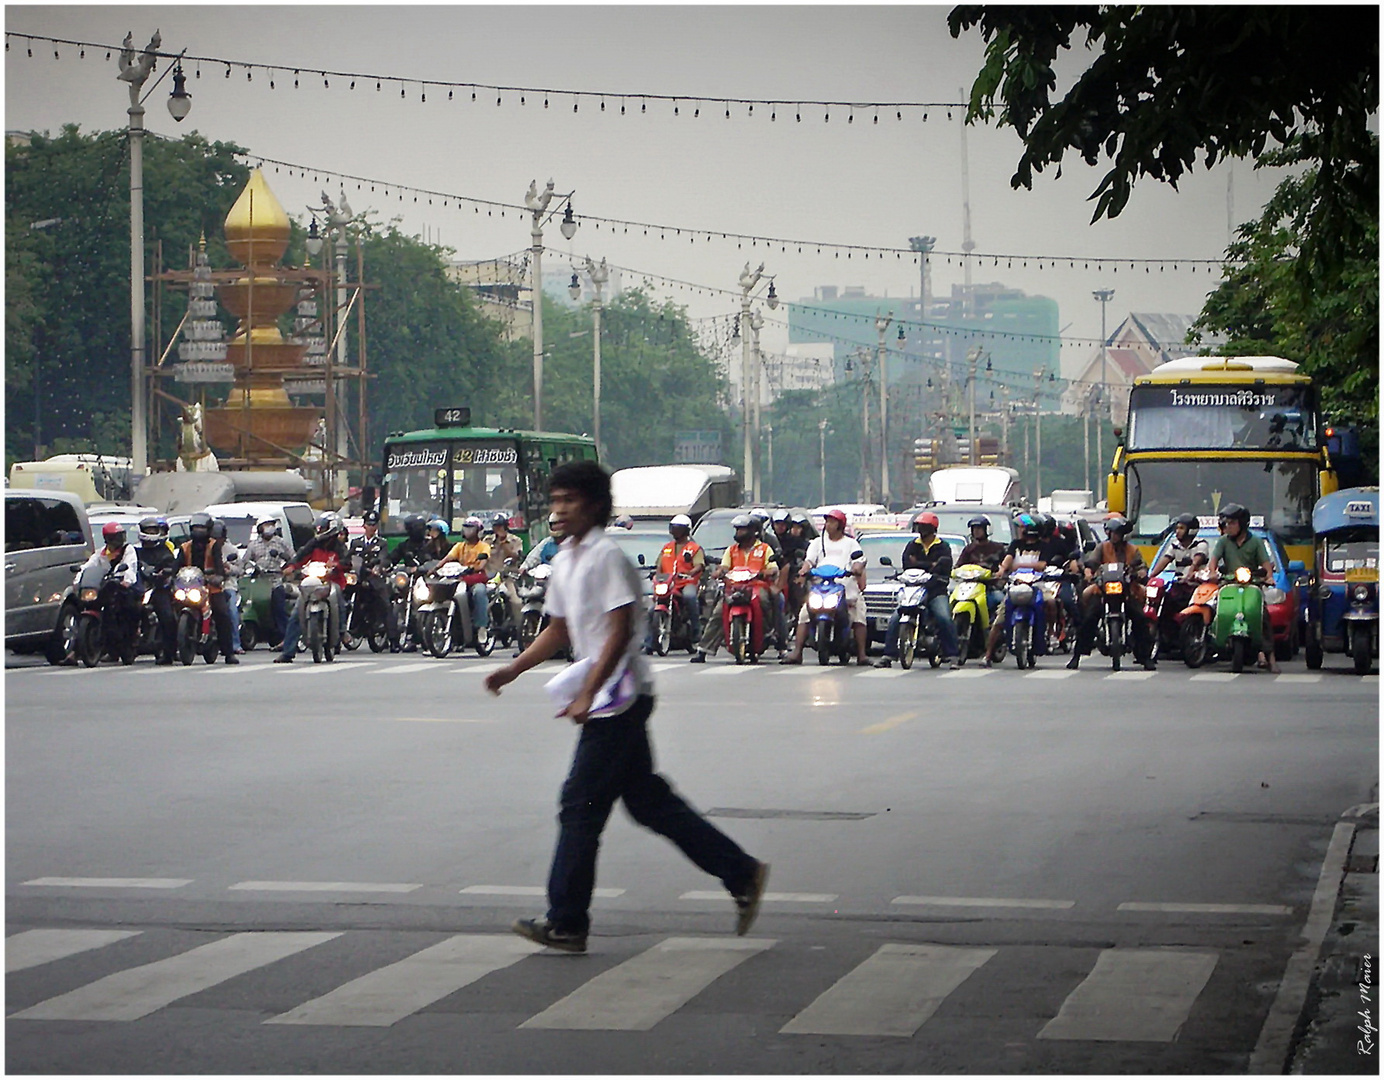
858, 531, 966, 647
5, 489, 94, 662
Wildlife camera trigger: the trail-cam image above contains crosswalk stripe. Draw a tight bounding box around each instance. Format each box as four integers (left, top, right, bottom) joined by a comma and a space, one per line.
1026, 669, 1076, 680
892, 895, 1075, 910
9, 931, 341, 1022
6, 929, 142, 973
229, 881, 421, 894
679, 890, 837, 903
457, 884, 626, 898
937, 668, 992, 679
1104, 670, 1155, 680
856, 667, 909, 678
781, 943, 996, 1036
1274, 673, 1322, 684
697, 665, 759, 675
265, 934, 541, 1027
375, 662, 436, 674
1190, 672, 1239, 682
1038, 948, 1218, 1042
1117, 901, 1293, 916
21, 877, 191, 889
520, 936, 774, 1031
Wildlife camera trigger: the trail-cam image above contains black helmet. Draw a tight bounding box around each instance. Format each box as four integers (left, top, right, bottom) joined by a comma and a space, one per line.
403, 514, 425, 541
1174, 512, 1199, 535
314, 511, 341, 539
1036, 512, 1055, 537
189, 512, 212, 541
1217, 502, 1250, 529
210, 519, 226, 541
967, 515, 991, 532
138, 517, 162, 544
362, 509, 380, 526
1104, 515, 1133, 539
492, 512, 510, 530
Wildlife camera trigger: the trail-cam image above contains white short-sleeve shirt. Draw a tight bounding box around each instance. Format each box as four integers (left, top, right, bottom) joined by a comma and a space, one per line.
804, 534, 865, 600
546, 528, 653, 704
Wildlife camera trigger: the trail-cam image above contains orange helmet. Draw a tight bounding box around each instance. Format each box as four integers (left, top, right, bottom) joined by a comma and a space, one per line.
912, 512, 939, 532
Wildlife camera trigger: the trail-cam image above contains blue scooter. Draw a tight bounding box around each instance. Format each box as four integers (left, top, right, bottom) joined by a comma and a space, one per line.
805, 564, 854, 665
1001, 567, 1046, 668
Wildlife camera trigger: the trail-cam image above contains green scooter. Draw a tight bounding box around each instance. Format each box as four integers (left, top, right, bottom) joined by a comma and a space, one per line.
236, 567, 284, 652
1212, 566, 1267, 673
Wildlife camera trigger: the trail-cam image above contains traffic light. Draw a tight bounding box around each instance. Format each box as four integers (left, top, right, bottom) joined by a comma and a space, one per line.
913, 437, 936, 472
977, 436, 1001, 465
954, 438, 971, 463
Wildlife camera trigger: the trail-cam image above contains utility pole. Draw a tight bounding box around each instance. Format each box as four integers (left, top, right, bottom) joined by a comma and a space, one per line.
818, 419, 829, 505
1093, 288, 1115, 492
859, 350, 873, 503
875, 311, 892, 506
1033, 366, 1053, 506
585, 257, 608, 453
999, 384, 1010, 465
967, 347, 980, 465
750, 308, 765, 502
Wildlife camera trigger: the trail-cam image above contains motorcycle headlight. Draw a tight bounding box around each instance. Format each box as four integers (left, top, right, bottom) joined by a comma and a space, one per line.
1235, 566, 1252, 583
807, 593, 824, 611
186, 588, 203, 604
393, 572, 410, 590
345, 572, 358, 586
1103, 581, 1124, 595
1009, 584, 1035, 606
80, 588, 99, 602
1353, 584, 1372, 603
654, 582, 670, 596
173, 588, 186, 601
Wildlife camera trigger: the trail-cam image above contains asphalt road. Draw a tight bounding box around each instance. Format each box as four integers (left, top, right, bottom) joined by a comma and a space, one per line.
5, 645, 1378, 1073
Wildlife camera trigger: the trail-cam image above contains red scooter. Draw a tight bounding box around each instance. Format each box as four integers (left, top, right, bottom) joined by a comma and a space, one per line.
722, 567, 768, 664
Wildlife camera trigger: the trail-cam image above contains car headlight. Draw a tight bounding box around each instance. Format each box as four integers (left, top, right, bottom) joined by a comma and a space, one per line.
1263, 587, 1287, 605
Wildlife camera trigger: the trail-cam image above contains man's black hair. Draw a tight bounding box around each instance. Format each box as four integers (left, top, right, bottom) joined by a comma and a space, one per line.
549, 460, 613, 526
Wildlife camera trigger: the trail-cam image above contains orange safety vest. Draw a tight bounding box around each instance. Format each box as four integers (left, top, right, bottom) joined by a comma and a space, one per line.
179, 540, 225, 593
726, 540, 772, 576
659, 540, 703, 578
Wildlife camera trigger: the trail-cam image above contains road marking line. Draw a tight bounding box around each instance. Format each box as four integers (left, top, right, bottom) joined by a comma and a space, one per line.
390, 717, 490, 723
265, 934, 541, 1027
1190, 672, 1240, 682
521, 936, 774, 1030
697, 665, 758, 675
891, 895, 1076, 909
1250, 820, 1356, 1071
648, 661, 687, 672
10, 931, 341, 1022
21, 877, 192, 889
856, 668, 910, 679
860, 711, 918, 734
679, 890, 837, 902
1038, 948, 1218, 1042
1025, 669, 1076, 680
6, 929, 142, 973
1274, 673, 1322, 684
1118, 901, 1294, 916
781, 943, 996, 1037
451, 662, 506, 675
375, 662, 437, 674
229, 881, 422, 894
458, 885, 626, 898
937, 668, 992, 678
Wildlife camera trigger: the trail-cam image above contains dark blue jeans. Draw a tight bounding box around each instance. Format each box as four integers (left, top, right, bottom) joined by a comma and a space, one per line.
547, 695, 759, 935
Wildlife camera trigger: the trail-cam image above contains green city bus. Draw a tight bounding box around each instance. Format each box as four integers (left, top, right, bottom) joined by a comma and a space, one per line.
378, 408, 597, 550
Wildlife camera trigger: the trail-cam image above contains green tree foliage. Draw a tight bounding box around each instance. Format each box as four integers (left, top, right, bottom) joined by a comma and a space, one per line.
762, 387, 869, 507
518, 290, 734, 470
948, 6, 1378, 284
4, 126, 249, 463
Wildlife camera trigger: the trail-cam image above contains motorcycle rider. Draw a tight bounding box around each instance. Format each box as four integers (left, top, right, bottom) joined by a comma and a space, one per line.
178, 512, 238, 664
781, 511, 815, 622
690, 514, 778, 663
1150, 513, 1212, 580
1066, 515, 1155, 671
135, 517, 178, 664
211, 519, 245, 655
780, 508, 870, 666
273, 512, 350, 663
349, 509, 402, 652
1206, 502, 1280, 673
875, 511, 960, 669
390, 514, 432, 569
957, 515, 1008, 626
439, 515, 492, 644
983, 514, 1048, 666
644, 514, 705, 653
486, 512, 525, 640
520, 512, 566, 573
78, 521, 143, 654
1042, 516, 1085, 637
245, 517, 294, 645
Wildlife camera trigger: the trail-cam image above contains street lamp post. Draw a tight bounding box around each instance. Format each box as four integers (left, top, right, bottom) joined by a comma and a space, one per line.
525, 179, 577, 431
1093, 288, 1115, 493
1033, 366, 1055, 505
818, 419, 830, 505
584, 257, 608, 452
875, 312, 892, 506
737, 263, 776, 499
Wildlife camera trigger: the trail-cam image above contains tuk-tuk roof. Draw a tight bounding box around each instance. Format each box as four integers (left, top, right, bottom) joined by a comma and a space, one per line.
1313, 487, 1379, 534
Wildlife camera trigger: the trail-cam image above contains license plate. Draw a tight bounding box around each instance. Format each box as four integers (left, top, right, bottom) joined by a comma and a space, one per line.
1345, 567, 1377, 583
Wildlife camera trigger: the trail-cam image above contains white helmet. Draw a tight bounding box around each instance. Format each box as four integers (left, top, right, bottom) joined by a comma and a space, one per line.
669, 514, 692, 532
462, 515, 483, 533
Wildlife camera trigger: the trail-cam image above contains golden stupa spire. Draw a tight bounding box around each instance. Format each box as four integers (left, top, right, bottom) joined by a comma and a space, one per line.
224, 168, 290, 269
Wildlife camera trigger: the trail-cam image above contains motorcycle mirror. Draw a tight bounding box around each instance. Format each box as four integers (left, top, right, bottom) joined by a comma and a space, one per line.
683, 550, 694, 565
637, 553, 646, 566
879, 555, 893, 566
1083, 540, 1097, 554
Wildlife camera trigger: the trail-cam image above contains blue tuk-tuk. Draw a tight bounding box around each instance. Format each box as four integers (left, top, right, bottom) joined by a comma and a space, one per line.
1304, 487, 1378, 674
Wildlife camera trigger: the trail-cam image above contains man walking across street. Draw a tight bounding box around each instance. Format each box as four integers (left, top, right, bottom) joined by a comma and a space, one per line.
484, 460, 769, 953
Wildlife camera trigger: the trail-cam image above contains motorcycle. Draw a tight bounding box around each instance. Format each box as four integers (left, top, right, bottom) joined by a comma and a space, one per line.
518, 563, 554, 651
1144, 570, 1199, 665
1176, 568, 1220, 668
950, 564, 1000, 666
1093, 562, 1137, 671
415, 562, 478, 658
72, 564, 137, 667
343, 564, 392, 653
487, 562, 521, 652
236, 567, 283, 652
878, 556, 942, 669
172, 565, 220, 666
651, 549, 700, 656
1001, 567, 1046, 669
297, 558, 341, 664
722, 567, 769, 665
1039, 567, 1072, 654
805, 564, 854, 666
1212, 566, 1268, 673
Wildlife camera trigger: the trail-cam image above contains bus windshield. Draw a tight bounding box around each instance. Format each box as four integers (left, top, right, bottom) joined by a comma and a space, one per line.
383, 442, 449, 524
1127, 384, 1317, 452
1126, 458, 1317, 545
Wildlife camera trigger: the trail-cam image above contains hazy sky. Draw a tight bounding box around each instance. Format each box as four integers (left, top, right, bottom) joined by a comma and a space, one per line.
5, 4, 1291, 381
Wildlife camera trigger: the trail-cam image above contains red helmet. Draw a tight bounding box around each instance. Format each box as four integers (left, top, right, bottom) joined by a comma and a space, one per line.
102, 521, 127, 547
824, 508, 848, 525
912, 511, 939, 532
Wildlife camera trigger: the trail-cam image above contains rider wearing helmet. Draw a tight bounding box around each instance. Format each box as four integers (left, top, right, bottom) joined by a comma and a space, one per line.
1066, 515, 1155, 670
485, 513, 525, 643
1207, 503, 1279, 672
439, 515, 493, 644
179, 512, 238, 664
771, 508, 810, 630
957, 515, 1007, 636
210, 519, 245, 655
391, 514, 433, 569
876, 511, 960, 669
690, 513, 779, 662
645, 514, 705, 653
134, 517, 178, 664
76, 521, 143, 655
982, 514, 1050, 666
1149, 513, 1211, 581
781, 508, 871, 666
245, 516, 294, 645
273, 512, 351, 663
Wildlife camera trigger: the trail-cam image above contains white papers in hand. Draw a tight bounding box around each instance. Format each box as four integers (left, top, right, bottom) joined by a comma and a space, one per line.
543, 657, 636, 718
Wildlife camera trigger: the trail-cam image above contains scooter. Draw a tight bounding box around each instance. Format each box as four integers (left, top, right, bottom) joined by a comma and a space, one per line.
298, 558, 341, 664
722, 567, 768, 664
171, 565, 220, 666
518, 563, 554, 652
879, 556, 942, 669
487, 561, 521, 652
1001, 567, 1046, 669
1039, 567, 1072, 654
950, 564, 999, 666
1176, 568, 1220, 668
805, 564, 853, 666
1212, 566, 1268, 673
236, 567, 283, 652
416, 561, 465, 657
